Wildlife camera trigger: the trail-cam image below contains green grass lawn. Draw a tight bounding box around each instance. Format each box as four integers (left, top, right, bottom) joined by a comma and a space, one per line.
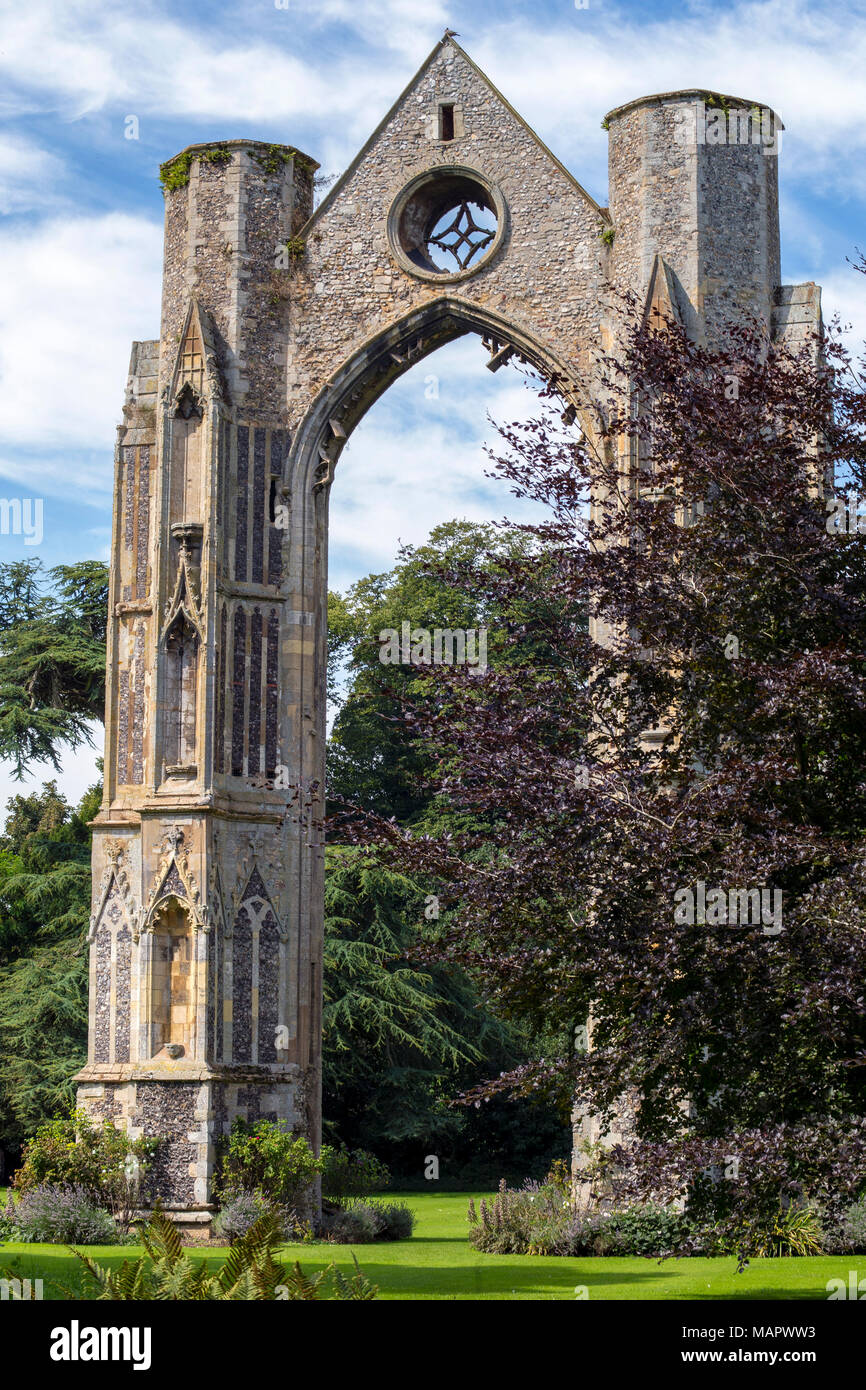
0, 1191, 857, 1300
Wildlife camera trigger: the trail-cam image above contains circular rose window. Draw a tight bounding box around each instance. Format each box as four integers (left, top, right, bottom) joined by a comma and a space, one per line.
388, 167, 506, 282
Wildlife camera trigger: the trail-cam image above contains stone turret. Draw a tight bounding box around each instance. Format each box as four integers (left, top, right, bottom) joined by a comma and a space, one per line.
159, 140, 316, 417
76, 140, 321, 1229
606, 90, 783, 339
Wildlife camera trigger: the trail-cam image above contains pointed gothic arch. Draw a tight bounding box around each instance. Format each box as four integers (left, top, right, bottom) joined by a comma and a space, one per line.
288, 294, 591, 499
147, 894, 196, 1059
282, 297, 596, 1007
162, 606, 200, 774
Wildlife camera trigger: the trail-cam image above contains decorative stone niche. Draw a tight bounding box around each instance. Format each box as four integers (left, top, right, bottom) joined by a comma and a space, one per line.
163, 613, 199, 775
149, 899, 196, 1059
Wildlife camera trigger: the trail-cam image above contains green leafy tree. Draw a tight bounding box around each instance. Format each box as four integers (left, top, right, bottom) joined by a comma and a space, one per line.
322, 848, 568, 1177
327, 520, 551, 821
323, 849, 479, 1130
344, 288, 866, 1248
0, 559, 108, 779
0, 782, 98, 1164
0, 536, 570, 1186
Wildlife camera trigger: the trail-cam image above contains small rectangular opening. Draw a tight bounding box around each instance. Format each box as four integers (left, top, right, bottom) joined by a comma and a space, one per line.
439, 103, 455, 141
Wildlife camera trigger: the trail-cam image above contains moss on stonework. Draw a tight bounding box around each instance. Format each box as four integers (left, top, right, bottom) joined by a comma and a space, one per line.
160, 146, 234, 192
703, 93, 733, 117
160, 142, 317, 193
247, 144, 316, 177
599, 226, 615, 247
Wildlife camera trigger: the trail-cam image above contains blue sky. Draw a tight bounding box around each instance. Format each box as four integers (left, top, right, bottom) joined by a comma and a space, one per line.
0, 0, 864, 803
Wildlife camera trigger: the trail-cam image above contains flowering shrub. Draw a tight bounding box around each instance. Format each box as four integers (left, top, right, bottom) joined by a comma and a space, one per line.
841, 1197, 866, 1252
213, 1192, 274, 1244
814, 1197, 866, 1255
562, 1205, 687, 1257
835, 1196, 866, 1254
324, 1199, 415, 1244
325, 1203, 381, 1244
374, 1201, 415, 1241
13, 1109, 156, 1232
468, 1179, 687, 1257
11, 1184, 117, 1245
467, 1173, 834, 1260
0, 1189, 17, 1242
467, 1180, 555, 1255
217, 1120, 322, 1215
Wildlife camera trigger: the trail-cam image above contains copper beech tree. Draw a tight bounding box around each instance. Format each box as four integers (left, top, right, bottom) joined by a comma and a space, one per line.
337, 280, 866, 1246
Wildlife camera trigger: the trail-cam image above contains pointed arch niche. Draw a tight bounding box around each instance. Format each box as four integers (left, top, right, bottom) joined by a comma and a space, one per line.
170, 313, 206, 520
148, 896, 196, 1059
164, 604, 199, 774
156, 298, 221, 786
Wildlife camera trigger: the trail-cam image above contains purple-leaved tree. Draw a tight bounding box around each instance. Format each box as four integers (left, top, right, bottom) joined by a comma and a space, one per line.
338, 276, 866, 1255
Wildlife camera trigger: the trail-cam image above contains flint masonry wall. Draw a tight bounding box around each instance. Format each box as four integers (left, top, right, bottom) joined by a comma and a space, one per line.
160, 141, 316, 418
284, 43, 609, 416
607, 91, 783, 340
77, 142, 321, 1221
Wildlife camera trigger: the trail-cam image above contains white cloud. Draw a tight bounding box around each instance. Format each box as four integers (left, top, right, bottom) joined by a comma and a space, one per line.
0, 0, 862, 514
3, 0, 866, 200
291, 0, 450, 62
471, 0, 866, 207
816, 261, 866, 356
0, 134, 68, 214
0, 0, 423, 142
0, 211, 162, 474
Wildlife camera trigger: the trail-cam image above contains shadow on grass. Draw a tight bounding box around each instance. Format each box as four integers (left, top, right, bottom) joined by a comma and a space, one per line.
0, 1243, 225, 1301
1, 1245, 668, 1300
1, 1235, 842, 1301
340, 1260, 665, 1287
